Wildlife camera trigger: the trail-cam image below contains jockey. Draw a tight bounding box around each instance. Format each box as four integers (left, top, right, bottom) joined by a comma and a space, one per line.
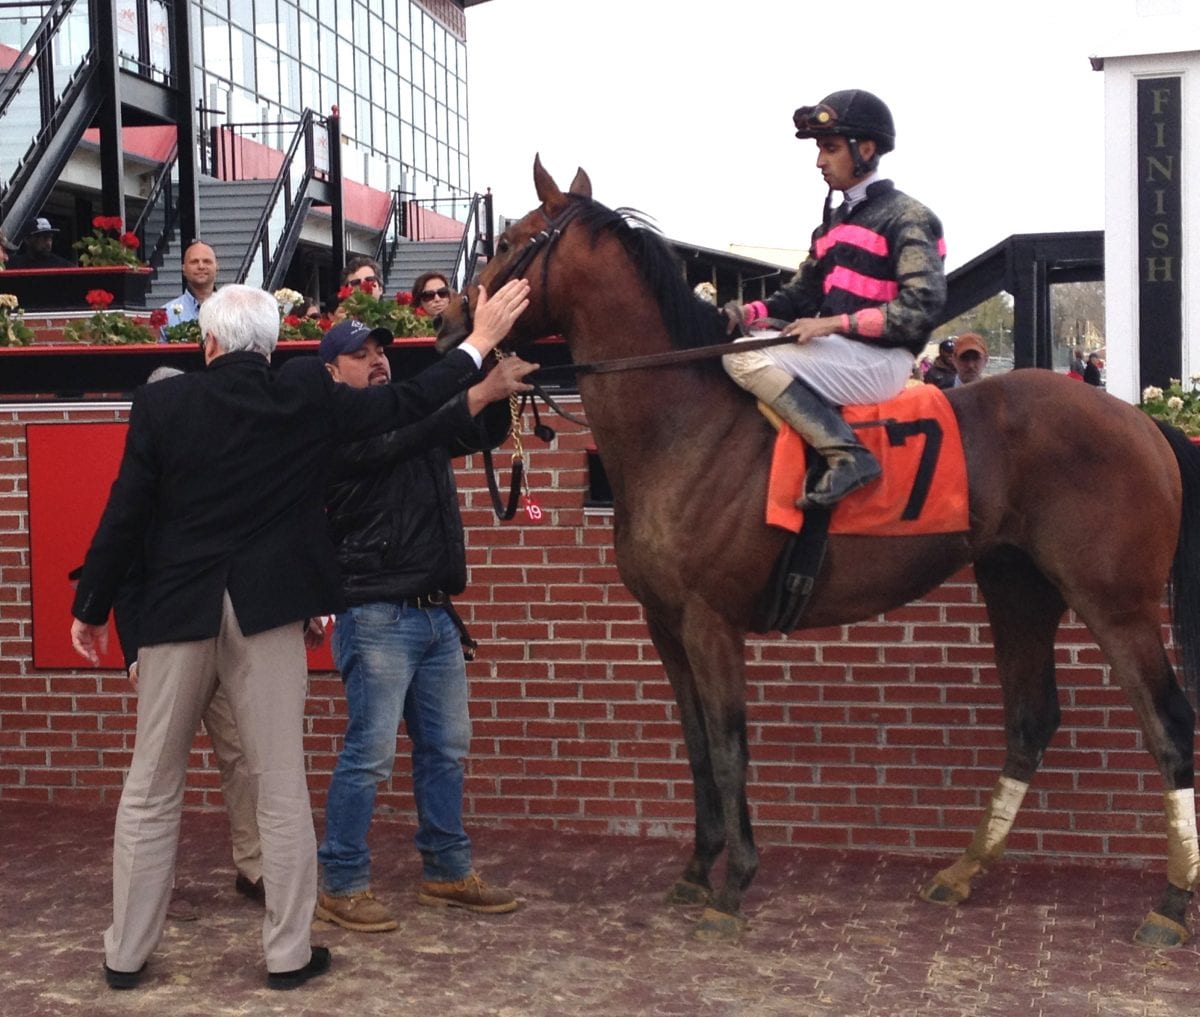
722, 89, 946, 507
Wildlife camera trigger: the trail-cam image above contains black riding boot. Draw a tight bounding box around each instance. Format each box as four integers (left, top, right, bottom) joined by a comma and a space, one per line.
771, 380, 881, 508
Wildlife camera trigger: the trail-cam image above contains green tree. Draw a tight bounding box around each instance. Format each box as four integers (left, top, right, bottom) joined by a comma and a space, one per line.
934, 292, 1015, 358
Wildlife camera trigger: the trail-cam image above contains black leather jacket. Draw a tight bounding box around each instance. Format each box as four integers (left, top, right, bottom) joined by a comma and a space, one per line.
326, 391, 509, 607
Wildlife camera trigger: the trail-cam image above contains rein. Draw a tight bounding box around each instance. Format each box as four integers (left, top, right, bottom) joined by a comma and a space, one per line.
533, 327, 796, 379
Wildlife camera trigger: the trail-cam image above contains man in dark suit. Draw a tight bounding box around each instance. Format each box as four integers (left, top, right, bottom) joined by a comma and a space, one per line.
70, 281, 533, 991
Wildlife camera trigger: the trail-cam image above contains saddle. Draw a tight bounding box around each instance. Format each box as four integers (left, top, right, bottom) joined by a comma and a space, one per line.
754, 384, 969, 633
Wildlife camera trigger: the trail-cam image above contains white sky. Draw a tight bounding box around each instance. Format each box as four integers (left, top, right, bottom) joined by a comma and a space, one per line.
463, 0, 1162, 272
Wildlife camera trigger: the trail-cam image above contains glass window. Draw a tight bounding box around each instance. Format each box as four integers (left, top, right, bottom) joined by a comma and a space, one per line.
255, 38, 278, 101
301, 64, 319, 111
231, 28, 255, 91
320, 25, 337, 76
384, 68, 398, 115
256, 0, 279, 47
280, 5, 298, 53
204, 0, 231, 18
202, 11, 231, 83
321, 75, 339, 116
387, 115, 400, 160
338, 36, 355, 91
229, 0, 252, 28
280, 54, 300, 113
299, 14, 317, 62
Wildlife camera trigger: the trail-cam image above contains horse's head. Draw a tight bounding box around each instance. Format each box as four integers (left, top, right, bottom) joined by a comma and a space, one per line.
435, 155, 592, 356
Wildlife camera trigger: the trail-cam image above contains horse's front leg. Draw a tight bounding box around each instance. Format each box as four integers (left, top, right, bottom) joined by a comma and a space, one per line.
645, 614, 723, 907
674, 604, 756, 942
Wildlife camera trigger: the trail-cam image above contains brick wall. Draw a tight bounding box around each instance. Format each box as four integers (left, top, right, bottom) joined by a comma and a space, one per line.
0, 400, 1177, 868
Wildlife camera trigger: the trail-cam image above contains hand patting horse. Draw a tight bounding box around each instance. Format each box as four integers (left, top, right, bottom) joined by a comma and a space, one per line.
438, 157, 1200, 945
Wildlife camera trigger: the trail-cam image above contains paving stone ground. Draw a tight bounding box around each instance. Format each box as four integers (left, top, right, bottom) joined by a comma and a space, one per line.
1, 801, 1195, 1017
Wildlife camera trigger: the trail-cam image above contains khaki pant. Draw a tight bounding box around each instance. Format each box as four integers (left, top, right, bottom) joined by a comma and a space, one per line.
203, 684, 262, 883
104, 592, 315, 975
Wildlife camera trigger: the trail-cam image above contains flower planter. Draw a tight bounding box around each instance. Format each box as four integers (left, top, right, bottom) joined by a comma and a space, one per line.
0, 266, 153, 311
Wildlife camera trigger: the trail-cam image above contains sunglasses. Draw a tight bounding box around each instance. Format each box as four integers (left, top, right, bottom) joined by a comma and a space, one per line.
420, 287, 450, 301
306, 311, 321, 320
347, 276, 380, 289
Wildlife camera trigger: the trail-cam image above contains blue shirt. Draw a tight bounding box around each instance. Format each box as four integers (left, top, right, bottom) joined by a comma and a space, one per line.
160, 290, 202, 341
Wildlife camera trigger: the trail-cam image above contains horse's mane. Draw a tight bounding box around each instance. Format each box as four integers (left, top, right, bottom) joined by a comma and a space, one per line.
567, 195, 729, 353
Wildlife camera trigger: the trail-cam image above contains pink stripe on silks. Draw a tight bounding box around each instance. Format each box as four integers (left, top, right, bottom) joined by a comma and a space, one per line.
822, 265, 899, 302
852, 307, 885, 338
745, 300, 769, 323
814, 223, 891, 259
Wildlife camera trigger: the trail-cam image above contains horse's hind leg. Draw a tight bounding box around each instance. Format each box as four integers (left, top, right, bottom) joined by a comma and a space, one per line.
921, 549, 1064, 907
1090, 620, 1197, 947
644, 615, 725, 909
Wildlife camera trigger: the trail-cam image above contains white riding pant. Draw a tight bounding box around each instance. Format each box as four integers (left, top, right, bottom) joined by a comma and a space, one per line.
723, 331, 914, 406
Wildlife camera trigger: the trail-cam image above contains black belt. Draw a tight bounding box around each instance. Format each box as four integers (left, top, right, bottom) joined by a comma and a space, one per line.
402, 591, 447, 609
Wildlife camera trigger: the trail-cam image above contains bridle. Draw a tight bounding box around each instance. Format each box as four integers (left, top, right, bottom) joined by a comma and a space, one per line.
456, 199, 797, 518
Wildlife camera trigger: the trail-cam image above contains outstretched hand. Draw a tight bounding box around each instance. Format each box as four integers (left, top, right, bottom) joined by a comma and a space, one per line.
467, 355, 540, 415
461, 279, 531, 358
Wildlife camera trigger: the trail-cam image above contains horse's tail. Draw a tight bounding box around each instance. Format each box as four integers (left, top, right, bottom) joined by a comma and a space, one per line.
1156, 421, 1200, 699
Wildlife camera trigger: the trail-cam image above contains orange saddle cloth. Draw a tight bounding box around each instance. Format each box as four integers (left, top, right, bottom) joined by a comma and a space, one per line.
765, 385, 969, 536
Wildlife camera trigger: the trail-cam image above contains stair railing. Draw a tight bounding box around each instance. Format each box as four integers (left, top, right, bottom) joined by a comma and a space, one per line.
233, 108, 322, 289
447, 191, 492, 292
130, 141, 179, 269
0, 0, 77, 121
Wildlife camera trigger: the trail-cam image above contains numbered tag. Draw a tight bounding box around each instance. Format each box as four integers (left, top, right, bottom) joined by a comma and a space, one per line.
524, 495, 543, 522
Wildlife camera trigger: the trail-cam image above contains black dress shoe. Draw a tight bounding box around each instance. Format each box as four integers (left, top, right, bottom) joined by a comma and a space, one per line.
267, 946, 331, 990
104, 962, 145, 989
235, 874, 266, 905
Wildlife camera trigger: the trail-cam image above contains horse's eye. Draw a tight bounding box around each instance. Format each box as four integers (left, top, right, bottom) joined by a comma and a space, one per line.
496, 238, 511, 254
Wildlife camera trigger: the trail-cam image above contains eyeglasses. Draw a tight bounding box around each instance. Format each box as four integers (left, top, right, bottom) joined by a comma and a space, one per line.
347, 276, 380, 289
420, 287, 450, 301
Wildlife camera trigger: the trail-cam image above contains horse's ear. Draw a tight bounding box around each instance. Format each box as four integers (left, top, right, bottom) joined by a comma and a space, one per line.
533, 154, 565, 209
568, 167, 592, 199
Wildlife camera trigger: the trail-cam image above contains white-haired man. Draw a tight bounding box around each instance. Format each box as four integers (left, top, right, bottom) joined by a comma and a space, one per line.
70, 280, 533, 992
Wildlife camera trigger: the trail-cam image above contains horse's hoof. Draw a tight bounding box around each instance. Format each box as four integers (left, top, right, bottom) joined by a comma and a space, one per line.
919, 879, 967, 907
692, 906, 746, 943
665, 879, 711, 906
1133, 910, 1191, 949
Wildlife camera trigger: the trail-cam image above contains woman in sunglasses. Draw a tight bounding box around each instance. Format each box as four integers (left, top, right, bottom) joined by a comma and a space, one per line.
722, 89, 946, 509
413, 271, 453, 322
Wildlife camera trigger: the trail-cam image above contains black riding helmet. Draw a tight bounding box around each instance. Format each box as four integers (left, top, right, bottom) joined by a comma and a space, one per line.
793, 89, 895, 178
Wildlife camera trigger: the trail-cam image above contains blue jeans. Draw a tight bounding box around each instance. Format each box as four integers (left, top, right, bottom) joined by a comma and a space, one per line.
318, 601, 472, 891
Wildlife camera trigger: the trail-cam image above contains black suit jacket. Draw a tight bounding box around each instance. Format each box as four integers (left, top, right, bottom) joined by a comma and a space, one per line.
72, 348, 481, 644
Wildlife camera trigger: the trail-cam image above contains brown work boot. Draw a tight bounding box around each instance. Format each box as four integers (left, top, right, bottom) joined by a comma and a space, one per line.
315, 889, 398, 932
416, 872, 519, 914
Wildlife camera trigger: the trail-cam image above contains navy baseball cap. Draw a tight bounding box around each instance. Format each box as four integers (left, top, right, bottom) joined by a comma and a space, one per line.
318, 319, 393, 363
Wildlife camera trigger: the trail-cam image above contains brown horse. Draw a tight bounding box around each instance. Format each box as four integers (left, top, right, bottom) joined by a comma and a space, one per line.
439, 157, 1200, 944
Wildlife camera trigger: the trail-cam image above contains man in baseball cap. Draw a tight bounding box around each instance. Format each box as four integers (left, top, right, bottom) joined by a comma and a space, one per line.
319, 320, 393, 372
9, 215, 74, 269
953, 332, 989, 386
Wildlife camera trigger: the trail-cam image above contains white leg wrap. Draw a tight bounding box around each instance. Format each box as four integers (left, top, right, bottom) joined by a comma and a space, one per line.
969, 776, 1029, 861
1164, 789, 1200, 891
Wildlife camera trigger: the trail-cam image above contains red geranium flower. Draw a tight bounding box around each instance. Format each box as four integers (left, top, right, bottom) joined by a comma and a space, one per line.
91, 215, 124, 232
396, 291, 413, 305
85, 289, 115, 309
337, 285, 353, 301
318, 315, 334, 331
414, 307, 427, 317
120, 232, 140, 249
149, 308, 168, 328
283, 314, 301, 327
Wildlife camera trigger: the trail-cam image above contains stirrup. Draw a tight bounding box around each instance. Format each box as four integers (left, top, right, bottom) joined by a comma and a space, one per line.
802, 455, 882, 508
